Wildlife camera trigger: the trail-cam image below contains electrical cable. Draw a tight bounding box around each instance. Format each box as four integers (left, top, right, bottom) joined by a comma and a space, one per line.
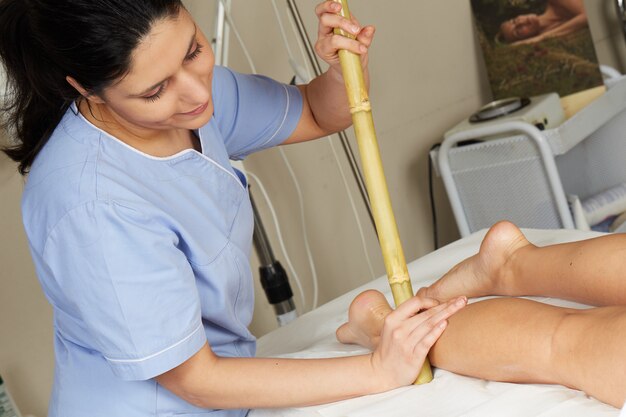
285, 0, 376, 232
275, 0, 377, 289
269, 0, 309, 84
277, 149, 319, 309
276, 1, 376, 282
246, 170, 307, 310
224, 1, 378, 309
221, 2, 318, 310
219, 0, 257, 74
286, 3, 314, 82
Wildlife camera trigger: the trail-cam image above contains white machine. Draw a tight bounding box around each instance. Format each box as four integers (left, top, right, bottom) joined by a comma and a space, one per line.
444, 93, 566, 140
434, 93, 570, 237
433, 74, 626, 237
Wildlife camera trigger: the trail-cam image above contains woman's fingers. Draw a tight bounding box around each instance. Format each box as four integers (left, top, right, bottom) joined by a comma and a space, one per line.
314, 0, 374, 66
387, 295, 466, 348
391, 293, 442, 319
319, 12, 361, 38
407, 297, 467, 356
356, 25, 375, 48
371, 295, 466, 388
316, 33, 365, 58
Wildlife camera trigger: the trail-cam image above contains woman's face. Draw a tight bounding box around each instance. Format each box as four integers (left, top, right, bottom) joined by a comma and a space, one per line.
500, 14, 540, 42
97, 8, 214, 134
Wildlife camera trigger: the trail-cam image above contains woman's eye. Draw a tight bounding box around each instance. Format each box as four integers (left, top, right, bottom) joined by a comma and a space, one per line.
144, 85, 165, 102
185, 42, 203, 61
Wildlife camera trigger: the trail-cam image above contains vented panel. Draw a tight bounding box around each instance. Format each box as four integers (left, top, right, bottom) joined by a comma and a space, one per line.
448, 135, 562, 233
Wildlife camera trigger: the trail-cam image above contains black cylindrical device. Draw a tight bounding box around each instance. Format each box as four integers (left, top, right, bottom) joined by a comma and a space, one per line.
249, 188, 297, 326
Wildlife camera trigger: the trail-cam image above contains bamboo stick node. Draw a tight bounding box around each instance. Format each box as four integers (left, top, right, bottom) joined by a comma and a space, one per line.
350, 101, 372, 114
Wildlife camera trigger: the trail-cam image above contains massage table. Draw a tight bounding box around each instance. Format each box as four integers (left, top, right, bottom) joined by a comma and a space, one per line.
250, 228, 622, 417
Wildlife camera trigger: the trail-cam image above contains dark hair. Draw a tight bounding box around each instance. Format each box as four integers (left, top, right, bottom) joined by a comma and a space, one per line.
0, 0, 183, 175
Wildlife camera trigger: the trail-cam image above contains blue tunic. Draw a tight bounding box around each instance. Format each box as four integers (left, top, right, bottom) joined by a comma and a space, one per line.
21, 66, 302, 416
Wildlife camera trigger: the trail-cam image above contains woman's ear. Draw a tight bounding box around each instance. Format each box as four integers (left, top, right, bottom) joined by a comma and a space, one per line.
66, 76, 105, 104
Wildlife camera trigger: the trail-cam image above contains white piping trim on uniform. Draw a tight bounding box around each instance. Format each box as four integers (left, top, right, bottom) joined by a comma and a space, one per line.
104, 323, 204, 364
72, 103, 195, 161
259, 84, 290, 148
71, 102, 244, 190
196, 128, 245, 191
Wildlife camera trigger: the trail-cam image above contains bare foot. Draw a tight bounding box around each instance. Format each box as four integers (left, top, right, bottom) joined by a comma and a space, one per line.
419, 221, 532, 302
336, 290, 392, 350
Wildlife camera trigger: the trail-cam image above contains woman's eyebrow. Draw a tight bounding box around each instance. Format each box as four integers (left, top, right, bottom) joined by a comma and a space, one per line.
132, 25, 198, 97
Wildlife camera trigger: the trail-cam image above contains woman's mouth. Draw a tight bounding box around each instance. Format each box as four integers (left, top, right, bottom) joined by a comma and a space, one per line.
180, 102, 209, 116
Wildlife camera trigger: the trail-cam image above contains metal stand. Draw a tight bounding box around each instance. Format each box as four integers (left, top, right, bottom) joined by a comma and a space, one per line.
617, 0, 626, 45
213, 2, 297, 325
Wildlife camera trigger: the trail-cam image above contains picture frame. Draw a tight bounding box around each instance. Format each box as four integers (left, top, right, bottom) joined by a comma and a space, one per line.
470, 0, 604, 102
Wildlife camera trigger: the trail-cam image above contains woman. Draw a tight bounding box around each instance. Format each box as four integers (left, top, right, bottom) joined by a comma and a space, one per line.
338, 221, 626, 410
0, 0, 466, 416
498, 0, 588, 45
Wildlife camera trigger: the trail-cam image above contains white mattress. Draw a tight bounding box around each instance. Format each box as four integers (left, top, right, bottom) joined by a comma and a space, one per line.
250, 228, 622, 417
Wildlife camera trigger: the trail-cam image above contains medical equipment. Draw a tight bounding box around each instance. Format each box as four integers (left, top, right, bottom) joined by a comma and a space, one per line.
432, 71, 626, 237
333, 0, 432, 384
249, 228, 620, 417
444, 93, 566, 138
250, 190, 297, 326
0, 375, 21, 417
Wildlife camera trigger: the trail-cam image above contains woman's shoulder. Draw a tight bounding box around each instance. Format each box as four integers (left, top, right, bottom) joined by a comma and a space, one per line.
25, 108, 100, 199
22, 107, 121, 250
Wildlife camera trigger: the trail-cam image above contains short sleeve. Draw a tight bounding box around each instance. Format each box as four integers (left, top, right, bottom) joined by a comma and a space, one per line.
211, 66, 303, 160
43, 200, 207, 381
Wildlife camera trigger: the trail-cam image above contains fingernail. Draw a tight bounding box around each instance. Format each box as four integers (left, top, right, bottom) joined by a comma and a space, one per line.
456, 297, 467, 306
352, 25, 360, 34
359, 45, 367, 53
439, 320, 448, 329
331, 2, 341, 10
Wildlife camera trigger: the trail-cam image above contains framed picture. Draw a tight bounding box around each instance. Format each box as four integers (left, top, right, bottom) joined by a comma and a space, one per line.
470, 0, 604, 101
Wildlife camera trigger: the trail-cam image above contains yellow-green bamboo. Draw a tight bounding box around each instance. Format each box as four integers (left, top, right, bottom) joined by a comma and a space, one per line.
332, 0, 432, 385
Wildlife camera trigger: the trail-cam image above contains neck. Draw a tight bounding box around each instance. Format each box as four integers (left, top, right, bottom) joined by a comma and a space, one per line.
78, 100, 200, 157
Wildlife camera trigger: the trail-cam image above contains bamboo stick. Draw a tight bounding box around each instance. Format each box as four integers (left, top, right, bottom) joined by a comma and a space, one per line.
332, 0, 433, 385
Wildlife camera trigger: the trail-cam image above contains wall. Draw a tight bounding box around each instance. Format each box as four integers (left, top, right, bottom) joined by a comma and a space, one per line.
0, 145, 54, 416
0, 1, 623, 416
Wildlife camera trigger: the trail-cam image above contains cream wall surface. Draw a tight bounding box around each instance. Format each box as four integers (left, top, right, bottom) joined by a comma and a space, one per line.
0, 1, 623, 416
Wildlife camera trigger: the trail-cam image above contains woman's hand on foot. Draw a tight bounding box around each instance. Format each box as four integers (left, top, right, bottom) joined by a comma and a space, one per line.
369, 295, 467, 390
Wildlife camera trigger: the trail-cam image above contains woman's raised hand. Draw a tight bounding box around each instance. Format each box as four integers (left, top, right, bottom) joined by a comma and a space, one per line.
313, 1, 375, 77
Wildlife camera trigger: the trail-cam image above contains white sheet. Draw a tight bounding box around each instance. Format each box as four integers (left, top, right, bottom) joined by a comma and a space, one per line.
250, 228, 621, 417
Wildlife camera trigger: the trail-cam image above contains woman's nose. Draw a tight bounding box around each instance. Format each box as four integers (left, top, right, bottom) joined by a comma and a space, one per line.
178, 71, 209, 104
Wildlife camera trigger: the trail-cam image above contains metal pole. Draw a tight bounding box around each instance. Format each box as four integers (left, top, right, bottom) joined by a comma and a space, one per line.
214, 2, 297, 325
212, 1, 225, 65
286, 0, 376, 232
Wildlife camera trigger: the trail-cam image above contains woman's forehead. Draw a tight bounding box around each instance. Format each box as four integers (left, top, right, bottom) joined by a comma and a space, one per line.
115, 9, 197, 95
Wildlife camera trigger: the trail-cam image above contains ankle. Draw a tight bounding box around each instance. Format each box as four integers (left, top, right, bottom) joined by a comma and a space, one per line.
500, 242, 534, 296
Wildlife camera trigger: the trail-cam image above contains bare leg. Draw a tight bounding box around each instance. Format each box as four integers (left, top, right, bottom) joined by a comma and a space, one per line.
420, 221, 626, 306
337, 290, 626, 408
430, 298, 626, 408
